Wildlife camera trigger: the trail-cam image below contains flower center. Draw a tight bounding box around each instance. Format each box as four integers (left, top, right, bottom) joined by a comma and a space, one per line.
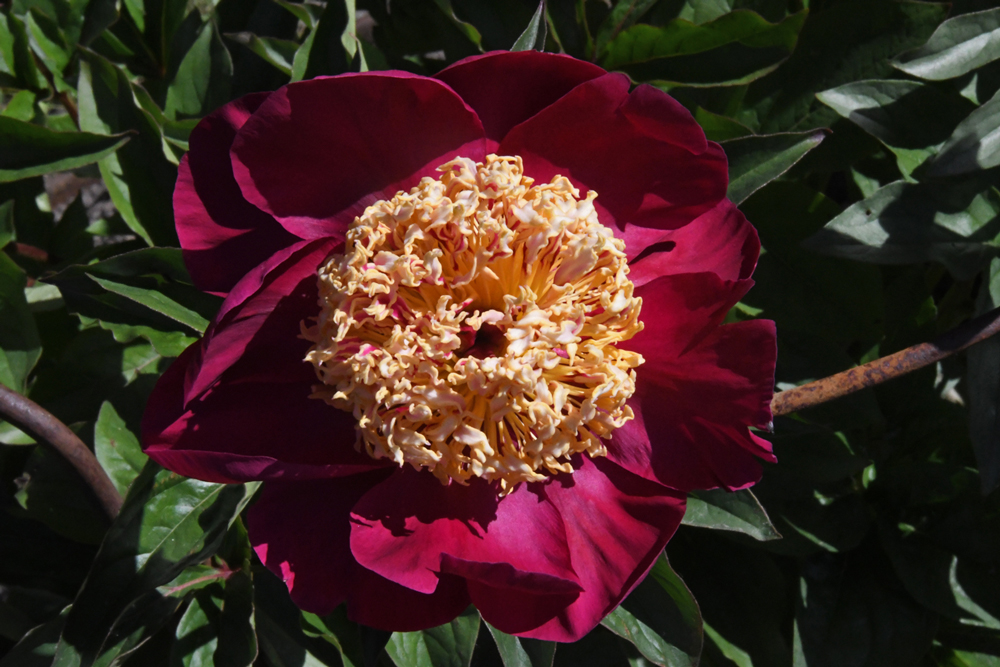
303, 155, 644, 491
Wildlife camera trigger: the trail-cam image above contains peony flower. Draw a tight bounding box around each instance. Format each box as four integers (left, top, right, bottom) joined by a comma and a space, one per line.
142, 51, 777, 641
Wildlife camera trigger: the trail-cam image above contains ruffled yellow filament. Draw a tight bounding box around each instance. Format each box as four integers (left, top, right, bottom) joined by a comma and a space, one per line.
303, 155, 644, 491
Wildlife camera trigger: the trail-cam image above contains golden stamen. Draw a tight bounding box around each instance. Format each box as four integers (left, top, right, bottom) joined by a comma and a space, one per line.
303, 155, 644, 492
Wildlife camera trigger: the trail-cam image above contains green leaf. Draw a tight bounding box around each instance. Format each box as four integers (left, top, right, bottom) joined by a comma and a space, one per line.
51, 461, 256, 667
0, 252, 41, 392
794, 554, 938, 666
80, 0, 119, 47
0, 13, 47, 91
967, 257, 1000, 494
694, 107, 754, 141
683, 488, 781, 541
170, 587, 222, 667
294, 0, 353, 81
87, 275, 210, 333
431, 0, 484, 51
385, 606, 480, 667
301, 607, 366, 666
802, 180, 1000, 280
601, 553, 703, 667
226, 31, 298, 75
893, 7, 1000, 81
0, 605, 70, 667
818, 80, 975, 149
486, 622, 556, 667
927, 88, 1000, 177
722, 130, 825, 204
739, 182, 885, 362
511, 0, 546, 51
13, 445, 109, 544
274, 0, 323, 30
77, 50, 178, 247
165, 20, 234, 119
254, 565, 348, 667
817, 79, 976, 176
25, 8, 71, 74
47, 247, 221, 355
215, 575, 257, 667
0, 116, 130, 183
704, 622, 753, 667
601, 10, 807, 87
743, 0, 949, 132
593, 0, 659, 59
93, 400, 148, 497
0, 198, 14, 248
2, 89, 37, 121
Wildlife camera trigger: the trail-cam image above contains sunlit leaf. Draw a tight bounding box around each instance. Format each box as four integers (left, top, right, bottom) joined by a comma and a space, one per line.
486, 622, 556, 667
602, 10, 807, 87
723, 130, 825, 204
0, 116, 129, 183
927, 89, 1000, 177
511, 0, 546, 51
893, 7, 1000, 81
683, 489, 781, 541
602, 553, 702, 667
51, 461, 256, 667
0, 252, 40, 392
93, 401, 148, 497
385, 607, 480, 667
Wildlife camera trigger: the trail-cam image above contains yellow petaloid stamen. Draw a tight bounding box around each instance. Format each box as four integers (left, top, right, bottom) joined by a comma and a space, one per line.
303, 155, 644, 492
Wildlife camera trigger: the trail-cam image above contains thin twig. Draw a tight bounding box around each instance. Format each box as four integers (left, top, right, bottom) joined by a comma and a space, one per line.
0, 384, 123, 521
771, 306, 1000, 417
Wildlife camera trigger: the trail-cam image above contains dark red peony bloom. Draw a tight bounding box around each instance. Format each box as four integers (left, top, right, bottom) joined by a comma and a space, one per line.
142, 51, 777, 642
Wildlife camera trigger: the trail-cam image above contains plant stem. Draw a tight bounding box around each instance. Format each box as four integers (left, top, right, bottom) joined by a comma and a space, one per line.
771, 306, 1000, 417
0, 384, 122, 521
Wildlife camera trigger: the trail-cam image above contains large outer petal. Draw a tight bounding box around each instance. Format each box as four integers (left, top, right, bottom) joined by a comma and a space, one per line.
174, 93, 298, 296
143, 238, 384, 482
499, 74, 729, 258
628, 199, 760, 287
250, 474, 471, 630
513, 458, 686, 641
184, 238, 337, 403
610, 303, 777, 492
349, 467, 581, 596
231, 72, 487, 241
435, 51, 605, 150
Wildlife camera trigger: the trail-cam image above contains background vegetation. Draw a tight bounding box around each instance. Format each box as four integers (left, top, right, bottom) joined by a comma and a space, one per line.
1, 0, 999, 665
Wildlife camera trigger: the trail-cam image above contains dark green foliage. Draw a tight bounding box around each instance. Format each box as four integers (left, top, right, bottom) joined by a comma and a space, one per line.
2, 0, 1000, 665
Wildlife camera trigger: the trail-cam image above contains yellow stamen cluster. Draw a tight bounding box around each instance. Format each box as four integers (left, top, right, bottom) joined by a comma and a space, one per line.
303, 155, 644, 491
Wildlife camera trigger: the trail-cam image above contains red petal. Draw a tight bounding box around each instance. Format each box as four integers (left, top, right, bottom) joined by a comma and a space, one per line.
435, 51, 605, 149
231, 72, 486, 241
510, 457, 686, 641
250, 474, 471, 629
174, 93, 298, 296
346, 569, 471, 633
626, 272, 753, 360
467, 582, 579, 636
498, 74, 728, 259
350, 467, 580, 596
251, 473, 388, 613
142, 336, 382, 483
142, 236, 385, 482
184, 238, 337, 403
609, 319, 777, 492
628, 199, 760, 287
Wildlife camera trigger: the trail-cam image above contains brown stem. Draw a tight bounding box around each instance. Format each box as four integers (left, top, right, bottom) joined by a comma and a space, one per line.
0, 384, 122, 521
56, 90, 79, 128
771, 306, 1000, 417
